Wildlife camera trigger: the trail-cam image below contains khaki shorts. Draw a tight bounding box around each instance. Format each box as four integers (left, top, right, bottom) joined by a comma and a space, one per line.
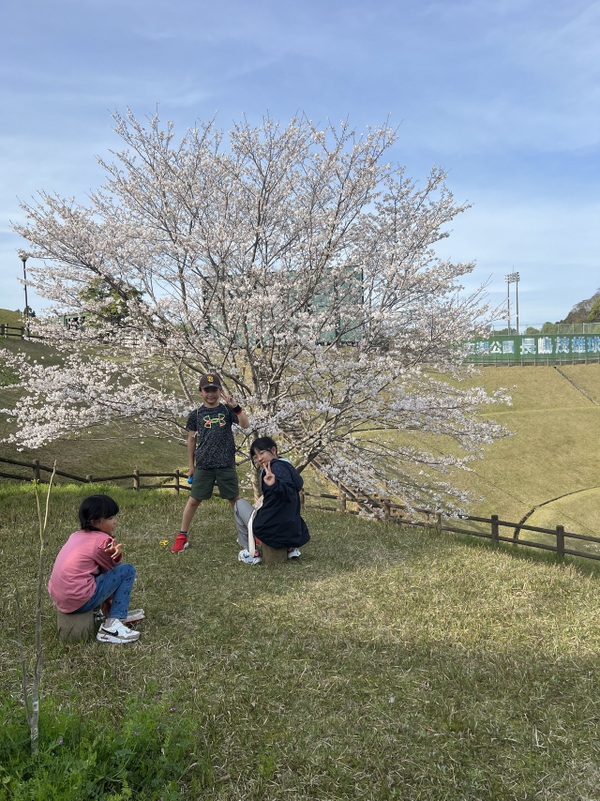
190, 467, 239, 501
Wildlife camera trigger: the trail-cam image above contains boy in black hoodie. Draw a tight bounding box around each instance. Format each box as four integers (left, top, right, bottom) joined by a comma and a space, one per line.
235, 437, 310, 564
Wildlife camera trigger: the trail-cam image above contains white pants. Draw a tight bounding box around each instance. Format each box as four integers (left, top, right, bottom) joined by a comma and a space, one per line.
234, 498, 256, 550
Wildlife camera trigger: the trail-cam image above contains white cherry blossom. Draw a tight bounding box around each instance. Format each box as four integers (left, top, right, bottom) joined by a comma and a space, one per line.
3, 111, 509, 512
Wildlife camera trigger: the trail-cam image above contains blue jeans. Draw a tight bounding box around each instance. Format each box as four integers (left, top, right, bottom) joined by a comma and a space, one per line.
74, 563, 137, 620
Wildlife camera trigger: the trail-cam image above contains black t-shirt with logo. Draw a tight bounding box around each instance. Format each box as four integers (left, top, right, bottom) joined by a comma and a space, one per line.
186, 403, 239, 469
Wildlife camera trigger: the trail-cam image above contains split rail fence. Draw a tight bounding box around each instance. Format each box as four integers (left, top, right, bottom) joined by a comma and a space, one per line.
1, 324, 26, 338
1, 455, 599, 563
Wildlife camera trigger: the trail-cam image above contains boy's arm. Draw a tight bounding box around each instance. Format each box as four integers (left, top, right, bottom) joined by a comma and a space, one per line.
236, 409, 250, 428
220, 389, 249, 428
187, 430, 196, 476
263, 460, 299, 496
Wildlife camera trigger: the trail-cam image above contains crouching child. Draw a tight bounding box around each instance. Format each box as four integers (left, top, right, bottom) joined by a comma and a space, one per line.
235, 437, 310, 564
48, 494, 143, 644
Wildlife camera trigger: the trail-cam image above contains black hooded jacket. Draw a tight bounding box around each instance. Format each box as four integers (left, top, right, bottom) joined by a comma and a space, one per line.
254, 459, 311, 549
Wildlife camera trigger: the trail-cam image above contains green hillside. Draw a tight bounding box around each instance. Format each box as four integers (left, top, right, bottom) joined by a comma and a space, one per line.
0, 330, 188, 485
457, 365, 600, 535
2, 313, 599, 534
0, 309, 26, 327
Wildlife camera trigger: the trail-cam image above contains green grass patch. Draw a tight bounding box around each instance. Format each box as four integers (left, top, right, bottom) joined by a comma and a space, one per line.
0, 309, 26, 328
0, 336, 189, 484
450, 366, 600, 532
2, 483, 600, 799
528, 487, 600, 534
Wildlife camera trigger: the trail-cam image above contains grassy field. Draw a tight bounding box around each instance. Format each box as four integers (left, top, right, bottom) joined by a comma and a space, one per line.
2, 483, 600, 800
2, 319, 600, 798
455, 364, 600, 535
0, 309, 25, 327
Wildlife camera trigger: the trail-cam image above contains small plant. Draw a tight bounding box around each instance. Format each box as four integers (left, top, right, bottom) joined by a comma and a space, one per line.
14, 465, 56, 755
0, 696, 210, 800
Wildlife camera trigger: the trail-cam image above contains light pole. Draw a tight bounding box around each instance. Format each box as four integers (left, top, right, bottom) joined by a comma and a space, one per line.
19, 250, 30, 334
506, 272, 520, 335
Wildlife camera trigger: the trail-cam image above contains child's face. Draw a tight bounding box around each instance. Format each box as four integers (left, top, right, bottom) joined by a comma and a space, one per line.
200, 386, 221, 407
253, 447, 277, 469
91, 516, 117, 536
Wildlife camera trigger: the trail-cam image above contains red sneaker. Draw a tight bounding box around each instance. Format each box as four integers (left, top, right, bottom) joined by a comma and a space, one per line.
171, 533, 189, 553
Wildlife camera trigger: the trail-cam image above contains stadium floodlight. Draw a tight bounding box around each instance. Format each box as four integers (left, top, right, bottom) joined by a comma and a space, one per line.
506, 271, 520, 334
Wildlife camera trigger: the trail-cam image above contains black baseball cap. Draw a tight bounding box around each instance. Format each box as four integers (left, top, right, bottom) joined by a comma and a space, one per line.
199, 373, 222, 390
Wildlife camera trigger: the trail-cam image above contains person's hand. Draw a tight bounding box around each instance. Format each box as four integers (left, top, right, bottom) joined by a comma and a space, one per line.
105, 539, 123, 560
220, 389, 236, 407
263, 462, 275, 486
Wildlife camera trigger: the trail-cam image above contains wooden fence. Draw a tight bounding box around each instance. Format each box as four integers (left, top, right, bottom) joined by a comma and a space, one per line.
1, 455, 599, 563
0, 456, 192, 493
1, 324, 29, 339
304, 488, 600, 563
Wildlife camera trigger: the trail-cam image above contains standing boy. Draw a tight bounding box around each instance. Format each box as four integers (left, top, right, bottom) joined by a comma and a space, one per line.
171, 373, 249, 553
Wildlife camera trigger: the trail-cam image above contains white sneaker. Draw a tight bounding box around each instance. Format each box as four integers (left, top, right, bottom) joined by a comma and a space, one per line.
123, 609, 145, 623
97, 619, 141, 643
287, 548, 301, 559
238, 549, 262, 565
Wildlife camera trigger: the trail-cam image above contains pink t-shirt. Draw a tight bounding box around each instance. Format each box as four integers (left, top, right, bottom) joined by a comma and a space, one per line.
48, 529, 122, 613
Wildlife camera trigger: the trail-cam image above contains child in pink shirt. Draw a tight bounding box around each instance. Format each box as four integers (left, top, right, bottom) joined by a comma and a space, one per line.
48, 494, 142, 644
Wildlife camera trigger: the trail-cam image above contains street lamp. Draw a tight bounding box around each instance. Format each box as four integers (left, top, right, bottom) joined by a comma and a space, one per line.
505, 271, 520, 335
19, 250, 30, 334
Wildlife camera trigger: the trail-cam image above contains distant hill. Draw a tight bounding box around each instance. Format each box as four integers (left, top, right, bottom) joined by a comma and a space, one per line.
561, 287, 600, 324
0, 308, 26, 327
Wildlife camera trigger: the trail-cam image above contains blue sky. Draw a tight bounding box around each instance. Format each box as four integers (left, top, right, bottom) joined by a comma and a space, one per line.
1, 0, 599, 328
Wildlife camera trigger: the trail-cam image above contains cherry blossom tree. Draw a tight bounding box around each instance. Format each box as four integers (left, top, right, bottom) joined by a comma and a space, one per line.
2, 111, 507, 511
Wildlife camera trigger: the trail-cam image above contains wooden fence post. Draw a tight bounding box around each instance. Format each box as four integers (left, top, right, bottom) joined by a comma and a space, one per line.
383, 500, 391, 520
133, 469, 140, 491
300, 488, 305, 508
556, 525, 565, 558
338, 492, 347, 513
435, 512, 442, 534
491, 515, 499, 543
33, 459, 41, 482
174, 469, 180, 494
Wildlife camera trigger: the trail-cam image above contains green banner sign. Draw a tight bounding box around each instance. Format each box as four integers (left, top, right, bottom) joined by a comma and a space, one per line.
466, 334, 600, 364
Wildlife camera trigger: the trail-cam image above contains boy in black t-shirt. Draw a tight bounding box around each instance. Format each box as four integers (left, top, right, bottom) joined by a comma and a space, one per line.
171, 373, 249, 553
